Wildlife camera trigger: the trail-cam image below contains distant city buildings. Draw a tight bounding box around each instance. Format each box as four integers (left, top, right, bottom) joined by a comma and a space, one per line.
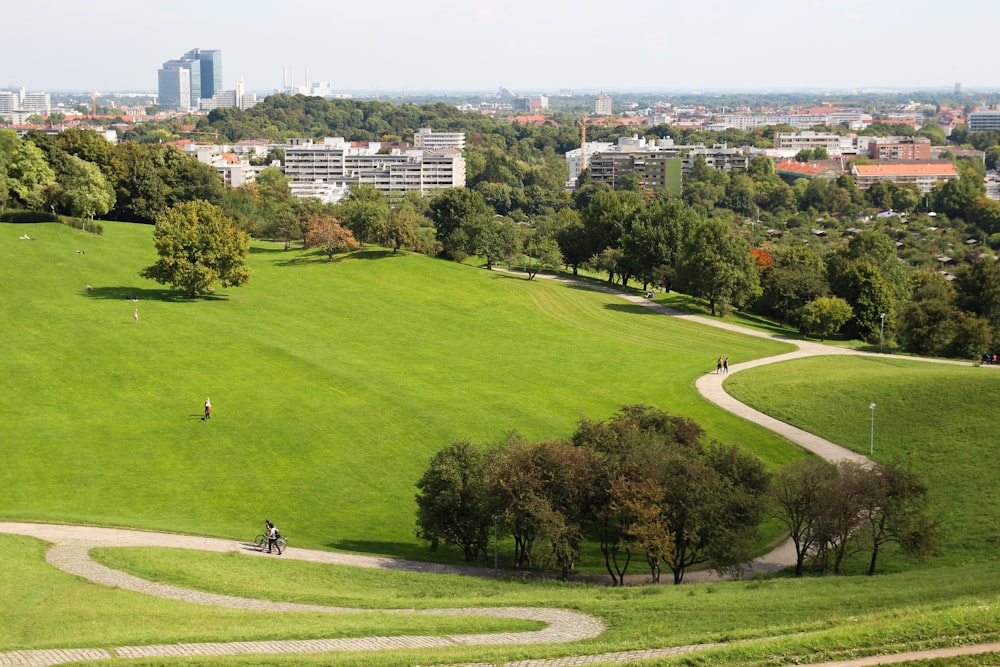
0, 88, 51, 121
413, 128, 465, 151
595, 93, 612, 116
968, 110, 1000, 132
569, 134, 748, 193
157, 48, 222, 111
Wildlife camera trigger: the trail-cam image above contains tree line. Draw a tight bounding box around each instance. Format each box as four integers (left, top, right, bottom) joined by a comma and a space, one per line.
414, 405, 939, 583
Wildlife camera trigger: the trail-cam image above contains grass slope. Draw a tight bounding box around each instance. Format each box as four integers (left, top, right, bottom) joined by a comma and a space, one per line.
726, 355, 1000, 569
0, 221, 794, 561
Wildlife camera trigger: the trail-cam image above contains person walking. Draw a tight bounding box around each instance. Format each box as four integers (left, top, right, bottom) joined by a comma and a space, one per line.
203, 397, 211, 420
133, 308, 138, 324
723, 357, 729, 374
716, 357, 723, 374
267, 522, 280, 553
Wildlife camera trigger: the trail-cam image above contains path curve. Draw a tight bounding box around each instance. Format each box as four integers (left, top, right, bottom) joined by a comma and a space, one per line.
0, 276, 990, 666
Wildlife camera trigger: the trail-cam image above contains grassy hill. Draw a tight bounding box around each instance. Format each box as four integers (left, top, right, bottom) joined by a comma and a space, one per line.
5, 220, 1000, 665
0, 221, 796, 561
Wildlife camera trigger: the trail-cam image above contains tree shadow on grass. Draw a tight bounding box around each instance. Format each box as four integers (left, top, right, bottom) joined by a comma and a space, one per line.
82, 285, 228, 302
604, 302, 661, 315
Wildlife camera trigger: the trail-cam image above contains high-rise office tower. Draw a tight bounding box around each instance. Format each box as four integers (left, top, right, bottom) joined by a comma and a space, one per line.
157, 48, 221, 111
185, 48, 222, 100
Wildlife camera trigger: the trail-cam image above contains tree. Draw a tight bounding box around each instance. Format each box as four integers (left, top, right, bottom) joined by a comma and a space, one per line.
0, 129, 56, 210
337, 184, 389, 248
414, 441, 492, 562
140, 200, 251, 297
428, 187, 491, 248
675, 219, 762, 316
515, 237, 563, 280
58, 155, 115, 227
473, 216, 520, 270
756, 245, 829, 325
303, 215, 359, 262
769, 459, 838, 576
799, 296, 854, 341
376, 206, 421, 253
862, 459, 941, 575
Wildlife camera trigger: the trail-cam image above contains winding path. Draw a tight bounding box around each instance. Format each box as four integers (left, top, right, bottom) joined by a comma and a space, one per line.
0, 279, 990, 666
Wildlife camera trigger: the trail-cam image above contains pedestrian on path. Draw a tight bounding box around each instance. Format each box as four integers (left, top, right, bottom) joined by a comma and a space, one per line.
716, 356, 723, 374
203, 397, 211, 420
723, 357, 729, 373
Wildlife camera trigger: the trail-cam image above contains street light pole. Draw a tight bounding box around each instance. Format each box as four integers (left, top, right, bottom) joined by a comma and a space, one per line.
879, 313, 886, 350
869, 402, 876, 456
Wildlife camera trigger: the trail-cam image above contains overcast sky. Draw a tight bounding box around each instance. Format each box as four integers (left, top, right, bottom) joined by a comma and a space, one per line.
3, 0, 998, 94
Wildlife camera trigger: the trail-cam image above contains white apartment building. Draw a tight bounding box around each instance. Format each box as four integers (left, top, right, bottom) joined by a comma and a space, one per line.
565, 141, 614, 183
721, 114, 829, 130
283, 137, 465, 195
0, 91, 17, 116
595, 93, 612, 116
413, 127, 466, 150
22, 93, 51, 115
968, 110, 1000, 132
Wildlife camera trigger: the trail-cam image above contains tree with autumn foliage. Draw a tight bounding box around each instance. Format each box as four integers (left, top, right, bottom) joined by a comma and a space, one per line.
304, 214, 359, 262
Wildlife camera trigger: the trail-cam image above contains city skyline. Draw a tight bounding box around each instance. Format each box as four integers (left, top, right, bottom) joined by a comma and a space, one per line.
3, 0, 999, 94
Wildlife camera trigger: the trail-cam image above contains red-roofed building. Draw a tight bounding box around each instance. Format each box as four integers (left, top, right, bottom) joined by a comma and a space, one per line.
851, 162, 958, 194
775, 159, 842, 181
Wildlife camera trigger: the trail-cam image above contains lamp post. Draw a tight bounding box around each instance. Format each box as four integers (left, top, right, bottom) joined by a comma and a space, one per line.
869, 402, 876, 456
879, 312, 886, 350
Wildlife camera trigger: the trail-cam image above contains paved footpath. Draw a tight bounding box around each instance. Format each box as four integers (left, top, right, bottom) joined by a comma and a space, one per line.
0, 280, 992, 666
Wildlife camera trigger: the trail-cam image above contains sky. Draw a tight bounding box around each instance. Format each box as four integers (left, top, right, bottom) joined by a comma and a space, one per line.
3, 0, 999, 94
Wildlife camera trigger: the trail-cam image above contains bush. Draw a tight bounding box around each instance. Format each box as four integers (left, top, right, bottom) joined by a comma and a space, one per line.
63, 218, 104, 235
0, 210, 58, 223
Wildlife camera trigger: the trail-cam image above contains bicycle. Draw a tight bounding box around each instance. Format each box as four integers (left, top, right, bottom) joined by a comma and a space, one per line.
252, 532, 287, 554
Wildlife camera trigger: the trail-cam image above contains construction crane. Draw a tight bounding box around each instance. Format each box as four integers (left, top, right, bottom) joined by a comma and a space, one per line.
91, 92, 101, 116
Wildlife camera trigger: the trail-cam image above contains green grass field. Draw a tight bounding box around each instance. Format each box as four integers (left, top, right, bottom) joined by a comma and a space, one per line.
5, 220, 1000, 665
725, 355, 1000, 570
0, 221, 795, 560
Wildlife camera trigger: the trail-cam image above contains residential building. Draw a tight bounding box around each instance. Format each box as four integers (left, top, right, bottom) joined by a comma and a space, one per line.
199, 79, 258, 111
774, 131, 843, 153
580, 135, 748, 192
595, 93, 612, 116
0, 91, 17, 116
565, 141, 614, 183
413, 128, 465, 151
968, 110, 1000, 132
282, 137, 465, 195
850, 162, 958, 194
867, 136, 931, 160
22, 93, 51, 116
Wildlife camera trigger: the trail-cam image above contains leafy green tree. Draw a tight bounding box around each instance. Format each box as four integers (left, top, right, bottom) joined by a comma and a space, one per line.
428, 187, 491, 257
675, 219, 762, 316
799, 296, 854, 341
56, 128, 113, 168
376, 206, 421, 253
756, 245, 829, 325
105, 142, 168, 223
953, 257, 1000, 341
473, 216, 520, 270
414, 441, 492, 562
337, 183, 389, 248
0, 129, 56, 210
58, 155, 115, 227
140, 200, 251, 297
515, 237, 563, 280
